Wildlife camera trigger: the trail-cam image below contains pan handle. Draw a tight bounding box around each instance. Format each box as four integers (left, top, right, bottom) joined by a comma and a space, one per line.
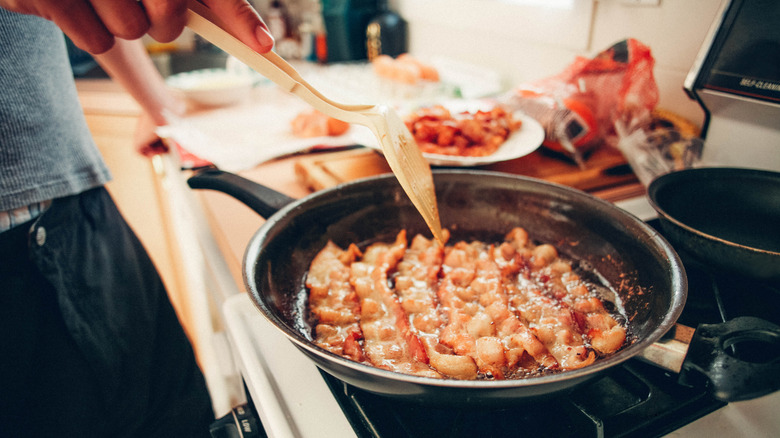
640, 317, 780, 402
680, 316, 780, 402
187, 168, 296, 219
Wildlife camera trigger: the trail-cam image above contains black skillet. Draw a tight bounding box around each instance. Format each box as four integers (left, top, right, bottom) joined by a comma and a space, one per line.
648, 167, 780, 282
189, 168, 780, 405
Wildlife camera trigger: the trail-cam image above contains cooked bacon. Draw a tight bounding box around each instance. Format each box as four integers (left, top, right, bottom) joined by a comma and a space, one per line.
487, 244, 559, 371
508, 235, 627, 356
436, 240, 559, 379
307, 227, 627, 380
350, 231, 441, 378
394, 232, 482, 380
507, 286, 596, 370
502, 231, 596, 370
404, 104, 522, 157
306, 241, 366, 363
543, 262, 627, 356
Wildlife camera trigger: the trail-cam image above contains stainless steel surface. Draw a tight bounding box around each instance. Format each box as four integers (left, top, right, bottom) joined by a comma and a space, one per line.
638, 325, 695, 374
684, 0, 780, 172
683, 0, 731, 96
695, 91, 780, 170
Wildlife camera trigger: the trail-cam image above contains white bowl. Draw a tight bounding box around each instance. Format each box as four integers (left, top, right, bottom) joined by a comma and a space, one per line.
166, 68, 255, 107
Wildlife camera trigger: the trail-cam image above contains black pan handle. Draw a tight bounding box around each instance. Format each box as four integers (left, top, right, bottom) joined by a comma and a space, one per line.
187, 168, 296, 219
680, 316, 780, 402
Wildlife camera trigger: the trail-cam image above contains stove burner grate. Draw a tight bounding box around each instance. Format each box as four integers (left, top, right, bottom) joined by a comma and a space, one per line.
322, 359, 724, 438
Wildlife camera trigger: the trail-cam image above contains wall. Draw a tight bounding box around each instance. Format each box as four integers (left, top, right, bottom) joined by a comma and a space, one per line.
396, 0, 725, 128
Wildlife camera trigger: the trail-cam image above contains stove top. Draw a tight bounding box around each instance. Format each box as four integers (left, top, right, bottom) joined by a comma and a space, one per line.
219, 214, 780, 438
317, 219, 780, 438
322, 361, 722, 438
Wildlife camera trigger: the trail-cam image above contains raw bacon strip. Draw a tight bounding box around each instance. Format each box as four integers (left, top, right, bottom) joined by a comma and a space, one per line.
575, 296, 627, 355
503, 229, 596, 370
436, 242, 481, 377
350, 231, 441, 378
507, 284, 595, 370
469, 251, 512, 378
306, 241, 367, 363
395, 233, 446, 336
476, 243, 560, 376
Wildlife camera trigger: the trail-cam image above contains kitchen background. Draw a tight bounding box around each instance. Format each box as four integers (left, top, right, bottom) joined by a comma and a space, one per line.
141, 0, 720, 130
135, 0, 721, 411
397, 0, 718, 127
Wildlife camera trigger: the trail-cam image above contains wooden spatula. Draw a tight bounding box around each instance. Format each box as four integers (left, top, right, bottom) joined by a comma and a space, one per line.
186, 1, 443, 244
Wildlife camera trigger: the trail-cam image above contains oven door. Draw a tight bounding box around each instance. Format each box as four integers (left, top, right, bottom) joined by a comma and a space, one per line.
222, 293, 356, 438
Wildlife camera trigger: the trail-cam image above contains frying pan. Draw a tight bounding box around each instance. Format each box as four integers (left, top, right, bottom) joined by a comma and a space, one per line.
188, 168, 780, 404
648, 167, 780, 282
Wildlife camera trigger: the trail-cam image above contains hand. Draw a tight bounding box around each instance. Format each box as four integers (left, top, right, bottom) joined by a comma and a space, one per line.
0, 0, 273, 54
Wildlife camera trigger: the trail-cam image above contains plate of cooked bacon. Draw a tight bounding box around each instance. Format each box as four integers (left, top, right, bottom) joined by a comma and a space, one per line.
355, 99, 545, 166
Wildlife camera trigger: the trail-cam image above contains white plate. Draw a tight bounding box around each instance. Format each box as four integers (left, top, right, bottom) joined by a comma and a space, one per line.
355, 100, 545, 167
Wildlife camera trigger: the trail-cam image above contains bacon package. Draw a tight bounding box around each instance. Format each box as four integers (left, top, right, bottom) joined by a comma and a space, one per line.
499, 39, 659, 158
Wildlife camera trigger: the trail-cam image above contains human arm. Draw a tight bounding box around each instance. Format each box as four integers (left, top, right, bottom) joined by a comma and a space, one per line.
0, 0, 273, 54
93, 38, 184, 127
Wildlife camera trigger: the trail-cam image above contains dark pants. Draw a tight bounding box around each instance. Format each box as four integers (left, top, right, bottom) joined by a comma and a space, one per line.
0, 188, 213, 437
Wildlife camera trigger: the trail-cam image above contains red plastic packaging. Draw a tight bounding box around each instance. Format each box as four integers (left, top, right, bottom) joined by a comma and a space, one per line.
501, 39, 659, 155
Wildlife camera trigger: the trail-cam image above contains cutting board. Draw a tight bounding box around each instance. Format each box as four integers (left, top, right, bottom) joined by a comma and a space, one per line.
295, 145, 645, 203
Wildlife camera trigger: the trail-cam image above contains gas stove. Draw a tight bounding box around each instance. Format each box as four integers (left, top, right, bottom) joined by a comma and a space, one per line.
220, 204, 780, 438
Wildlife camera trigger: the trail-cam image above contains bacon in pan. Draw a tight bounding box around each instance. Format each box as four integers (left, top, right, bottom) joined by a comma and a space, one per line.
306, 241, 367, 363
350, 231, 441, 378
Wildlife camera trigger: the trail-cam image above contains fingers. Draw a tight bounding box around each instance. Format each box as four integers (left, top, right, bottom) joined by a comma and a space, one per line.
3, 0, 271, 55
141, 0, 188, 43
199, 0, 274, 53
44, 0, 118, 54
45, 0, 154, 54
90, 0, 150, 40
31, 0, 184, 54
